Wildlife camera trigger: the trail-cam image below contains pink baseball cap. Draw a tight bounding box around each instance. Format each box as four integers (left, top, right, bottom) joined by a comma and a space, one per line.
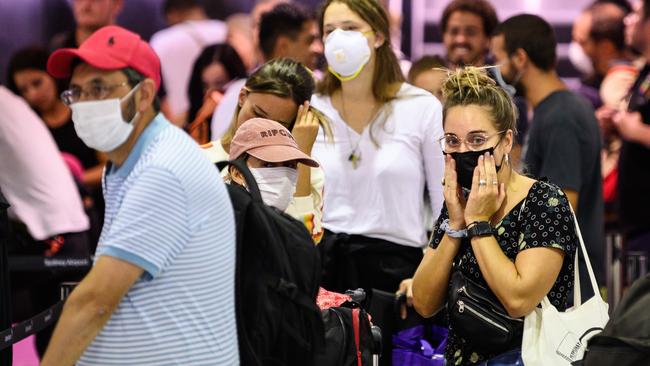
47, 25, 161, 90
229, 118, 319, 167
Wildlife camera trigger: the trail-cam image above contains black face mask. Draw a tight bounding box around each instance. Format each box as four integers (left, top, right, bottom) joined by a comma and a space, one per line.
449, 147, 503, 190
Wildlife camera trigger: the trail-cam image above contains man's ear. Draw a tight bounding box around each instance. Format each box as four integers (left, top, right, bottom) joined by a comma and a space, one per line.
511, 48, 528, 70
274, 35, 291, 57
137, 79, 157, 113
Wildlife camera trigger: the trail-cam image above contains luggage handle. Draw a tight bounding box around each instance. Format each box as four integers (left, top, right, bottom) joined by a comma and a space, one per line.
216, 159, 263, 204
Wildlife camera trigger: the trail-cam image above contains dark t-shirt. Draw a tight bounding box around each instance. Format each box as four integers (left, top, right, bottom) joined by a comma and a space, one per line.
523, 90, 604, 284
619, 64, 650, 238
49, 118, 98, 170
430, 181, 577, 365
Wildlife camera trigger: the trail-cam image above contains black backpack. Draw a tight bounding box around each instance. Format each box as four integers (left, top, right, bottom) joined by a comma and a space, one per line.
580, 274, 650, 365
217, 160, 324, 366
314, 289, 380, 366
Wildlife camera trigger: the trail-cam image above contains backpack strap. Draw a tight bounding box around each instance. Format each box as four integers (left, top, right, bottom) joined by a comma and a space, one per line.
352, 308, 362, 366
215, 160, 263, 204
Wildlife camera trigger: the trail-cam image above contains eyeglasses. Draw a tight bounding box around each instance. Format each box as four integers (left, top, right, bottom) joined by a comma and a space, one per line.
60, 81, 129, 106
438, 131, 505, 152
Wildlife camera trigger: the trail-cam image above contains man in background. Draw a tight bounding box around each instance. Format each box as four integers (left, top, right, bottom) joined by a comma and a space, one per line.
211, 2, 322, 140
49, 0, 123, 50
439, 0, 498, 68
492, 14, 605, 294
150, 0, 227, 124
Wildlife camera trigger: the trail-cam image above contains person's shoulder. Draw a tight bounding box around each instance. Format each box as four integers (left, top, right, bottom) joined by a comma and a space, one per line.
526, 179, 571, 208
0, 87, 40, 125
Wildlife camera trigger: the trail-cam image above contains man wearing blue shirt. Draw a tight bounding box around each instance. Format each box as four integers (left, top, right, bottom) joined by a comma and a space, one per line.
42, 25, 238, 365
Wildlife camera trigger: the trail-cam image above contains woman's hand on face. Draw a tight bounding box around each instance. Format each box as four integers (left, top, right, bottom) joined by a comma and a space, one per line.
292, 101, 320, 155
443, 154, 466, 229
464, 152, 506, 224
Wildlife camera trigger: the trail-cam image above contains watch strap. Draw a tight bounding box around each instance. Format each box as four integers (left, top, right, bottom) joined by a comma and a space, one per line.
467, 221, 493, 238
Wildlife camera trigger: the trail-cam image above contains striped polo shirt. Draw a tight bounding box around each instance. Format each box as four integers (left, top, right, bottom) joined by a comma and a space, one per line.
78, 115, 238, 365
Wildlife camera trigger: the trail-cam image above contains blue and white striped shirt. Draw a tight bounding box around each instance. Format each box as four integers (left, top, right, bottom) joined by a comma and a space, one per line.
79, 115, 238, 365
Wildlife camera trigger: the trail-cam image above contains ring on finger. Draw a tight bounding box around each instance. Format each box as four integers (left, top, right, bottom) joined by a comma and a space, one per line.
479, 179, 487, 186
492, 180, 498, 185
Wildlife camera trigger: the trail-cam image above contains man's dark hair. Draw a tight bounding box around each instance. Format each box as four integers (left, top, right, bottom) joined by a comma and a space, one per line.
595, 0, 632, 14
407, 55, 446, 83
258, 3, 310, 60
493, 14, 557, 72
644, 0, 650, 20
163, 0, 200, 15
588, 3, 627, 51
440, 0, 498, 37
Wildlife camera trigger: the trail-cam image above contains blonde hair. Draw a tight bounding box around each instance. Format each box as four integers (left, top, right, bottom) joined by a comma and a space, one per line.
441, 66, 518, 136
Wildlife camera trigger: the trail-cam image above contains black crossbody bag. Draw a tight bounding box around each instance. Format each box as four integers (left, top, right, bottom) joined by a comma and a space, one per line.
447, 269, 523, 353
447, 200, 528, 354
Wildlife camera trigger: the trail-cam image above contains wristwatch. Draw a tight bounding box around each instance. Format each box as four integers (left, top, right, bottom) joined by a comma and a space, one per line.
467, 221, 493, 239
440, 219, 467, 238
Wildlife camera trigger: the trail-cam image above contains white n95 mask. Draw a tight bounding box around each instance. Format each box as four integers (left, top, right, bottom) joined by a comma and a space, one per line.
70, 83, 141, 152
250, 167, 298, 211
324, 29, 371, 81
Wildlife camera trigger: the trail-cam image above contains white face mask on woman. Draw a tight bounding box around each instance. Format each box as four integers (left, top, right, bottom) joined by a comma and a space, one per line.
70, 83, 141, 152
324, 29, 371, 81
250, 167, 298, 211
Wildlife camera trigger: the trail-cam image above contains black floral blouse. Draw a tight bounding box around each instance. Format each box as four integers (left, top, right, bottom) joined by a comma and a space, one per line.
429, 180, 577, 365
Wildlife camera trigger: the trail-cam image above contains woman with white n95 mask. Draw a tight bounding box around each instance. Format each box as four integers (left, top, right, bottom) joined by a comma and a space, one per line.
312, 2, 444, 363
312, 0, 444, 296
227, 118, 319, 212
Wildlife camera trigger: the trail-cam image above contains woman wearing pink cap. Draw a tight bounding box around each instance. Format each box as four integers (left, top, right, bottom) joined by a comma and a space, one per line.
227, 118, 319, 212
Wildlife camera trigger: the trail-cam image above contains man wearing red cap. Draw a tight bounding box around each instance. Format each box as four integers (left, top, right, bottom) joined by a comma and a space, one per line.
42, 25, 238, 365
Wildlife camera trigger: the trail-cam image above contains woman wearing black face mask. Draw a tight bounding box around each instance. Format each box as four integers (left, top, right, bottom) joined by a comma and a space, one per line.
410, 67, 578, 365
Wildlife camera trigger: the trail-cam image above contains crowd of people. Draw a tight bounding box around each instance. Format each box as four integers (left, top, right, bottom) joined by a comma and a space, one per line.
1, 0, 649, 364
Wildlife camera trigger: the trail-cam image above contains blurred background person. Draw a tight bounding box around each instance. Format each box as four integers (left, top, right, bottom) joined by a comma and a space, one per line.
225, 13, 258, 72
610, 0, 650, 264
49, 0, 124, 50
150, 0, 228, 125
0, 84, 90, 356
439, 0, 498, 69
211, 2, 323, 140
186, 43, 248, 144
407, 55, 447, 100
7, 47, 106, 191
492, 14, 605, 297
572, 1, 632, 108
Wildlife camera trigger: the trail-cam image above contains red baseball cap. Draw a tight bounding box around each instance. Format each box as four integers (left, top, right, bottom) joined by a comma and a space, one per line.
47, 25, 161, 90
229, 118, 319, 167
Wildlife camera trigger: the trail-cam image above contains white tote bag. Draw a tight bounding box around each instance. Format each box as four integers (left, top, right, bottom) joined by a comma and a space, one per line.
521, 206, 609, 366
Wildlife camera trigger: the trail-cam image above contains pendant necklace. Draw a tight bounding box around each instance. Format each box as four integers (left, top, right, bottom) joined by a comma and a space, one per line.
339, 92, 377, 169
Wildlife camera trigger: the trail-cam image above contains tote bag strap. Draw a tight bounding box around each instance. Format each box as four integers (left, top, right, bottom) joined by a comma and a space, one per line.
568, 202, 600, 306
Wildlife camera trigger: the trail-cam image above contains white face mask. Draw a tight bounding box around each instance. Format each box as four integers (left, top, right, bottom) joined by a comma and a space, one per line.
70, 83, 141, 152
568, 41, 594, 76
249, 167, 298, 211
324, 29, 371, 81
